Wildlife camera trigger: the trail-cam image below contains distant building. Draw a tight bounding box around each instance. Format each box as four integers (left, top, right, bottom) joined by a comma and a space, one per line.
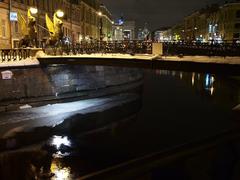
166, 0, 240, 43
112, 19, 135, 41
137, 23, 150, 40
153, 27, 170, 42
112, 24, 123, 41
123, 21, 135, 40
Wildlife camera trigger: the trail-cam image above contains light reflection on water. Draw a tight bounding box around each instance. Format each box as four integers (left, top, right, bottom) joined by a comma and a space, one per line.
155, 70, 216, 96
50, 159, 71, 180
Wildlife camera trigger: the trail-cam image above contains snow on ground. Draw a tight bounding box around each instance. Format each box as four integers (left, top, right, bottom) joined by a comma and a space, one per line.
1, 51, 240, 68
0, 93, 137, 138
42, 53, 158, 60
0, 56, 39, 68
161, 56, 240, 65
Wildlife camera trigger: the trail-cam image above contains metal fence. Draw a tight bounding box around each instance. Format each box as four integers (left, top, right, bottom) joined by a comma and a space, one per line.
43, 41, 153, 55
0, 49, 31, 62
163, 42, 240, 56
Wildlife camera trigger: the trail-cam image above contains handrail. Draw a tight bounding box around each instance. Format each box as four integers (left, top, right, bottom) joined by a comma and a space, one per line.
0, 48, 40, 62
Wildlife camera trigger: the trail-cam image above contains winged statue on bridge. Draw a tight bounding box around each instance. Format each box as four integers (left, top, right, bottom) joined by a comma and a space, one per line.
18, 10, 37, 48
45, 12, 64, 46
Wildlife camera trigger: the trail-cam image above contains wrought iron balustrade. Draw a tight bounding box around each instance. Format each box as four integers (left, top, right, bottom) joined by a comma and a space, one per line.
163, 42, 240, 56
43, 41, 153, 55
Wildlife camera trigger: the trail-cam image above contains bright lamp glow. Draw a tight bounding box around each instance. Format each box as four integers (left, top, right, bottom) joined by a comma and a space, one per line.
29, 7, 38, 14
98, 12, 102, 16
56, 10, 64, 18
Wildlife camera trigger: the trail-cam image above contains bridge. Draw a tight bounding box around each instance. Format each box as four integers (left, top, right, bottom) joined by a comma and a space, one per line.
1, 41, 240, 74
2, 41, 240, 61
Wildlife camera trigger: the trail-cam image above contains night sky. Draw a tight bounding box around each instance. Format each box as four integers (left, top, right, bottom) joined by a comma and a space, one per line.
101, 0, 226, 30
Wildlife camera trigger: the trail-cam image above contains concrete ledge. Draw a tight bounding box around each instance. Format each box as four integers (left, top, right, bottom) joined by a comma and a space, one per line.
0, 93, 141, 152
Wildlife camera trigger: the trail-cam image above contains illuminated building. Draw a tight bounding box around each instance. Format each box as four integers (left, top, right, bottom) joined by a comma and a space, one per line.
137, 23, 150, 40
153, 27, 170, 42
113, 19, 135, 41
0, 0, 113, 48
167, 1, 240, 43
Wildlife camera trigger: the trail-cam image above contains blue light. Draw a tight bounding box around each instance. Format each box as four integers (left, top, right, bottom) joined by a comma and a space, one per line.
205, 74, 210, 87
118, 19, 124, 25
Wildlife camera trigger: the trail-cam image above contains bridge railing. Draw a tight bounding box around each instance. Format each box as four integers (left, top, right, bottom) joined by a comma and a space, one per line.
43, 40, 153, 56
163, 42, 240, 56
0, 49, 32, 62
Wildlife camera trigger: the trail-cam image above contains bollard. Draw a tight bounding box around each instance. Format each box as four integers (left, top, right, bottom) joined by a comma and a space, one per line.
152, 43, 163, 56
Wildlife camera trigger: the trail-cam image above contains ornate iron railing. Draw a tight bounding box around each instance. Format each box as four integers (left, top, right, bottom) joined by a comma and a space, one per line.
163, 42, 240, 56
43, 41, 153, 55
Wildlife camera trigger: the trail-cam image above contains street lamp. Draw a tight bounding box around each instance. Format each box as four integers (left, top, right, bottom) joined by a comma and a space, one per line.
29, 7, 38, 15
56, 10, 64, 18
193, 27, 198, 41
98, 11, 103, 44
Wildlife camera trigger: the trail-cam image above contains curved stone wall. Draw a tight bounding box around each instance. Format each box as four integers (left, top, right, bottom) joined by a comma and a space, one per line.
0, 65, 143, 102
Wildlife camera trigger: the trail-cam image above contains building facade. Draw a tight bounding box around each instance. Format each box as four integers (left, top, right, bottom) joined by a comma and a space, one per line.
166, 1, 240, 43
113, 19, 136, 41
0, 0, 113, 49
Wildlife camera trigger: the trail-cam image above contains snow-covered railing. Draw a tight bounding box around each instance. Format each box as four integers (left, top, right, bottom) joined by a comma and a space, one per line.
0, 49, 31, 62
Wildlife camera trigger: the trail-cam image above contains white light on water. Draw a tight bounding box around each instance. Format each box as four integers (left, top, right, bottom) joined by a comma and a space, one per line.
51, 160, 71, 180
51, 136, 71, 149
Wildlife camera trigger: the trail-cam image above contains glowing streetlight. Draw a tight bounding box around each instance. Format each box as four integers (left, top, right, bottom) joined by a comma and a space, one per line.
98, 11, 102, 16
56, 10, 64, 18
29, 7, 38, 15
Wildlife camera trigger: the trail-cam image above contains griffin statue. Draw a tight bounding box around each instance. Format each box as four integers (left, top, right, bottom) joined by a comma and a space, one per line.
18, 10, 37, 48
45, 12, 64, 46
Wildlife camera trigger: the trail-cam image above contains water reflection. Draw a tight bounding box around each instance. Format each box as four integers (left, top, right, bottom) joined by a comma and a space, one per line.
0, 67, 240, 179
50, 159, 71, 180
205, 74, 215, 95
191, 72, 195, 86
155, 69, 240, 109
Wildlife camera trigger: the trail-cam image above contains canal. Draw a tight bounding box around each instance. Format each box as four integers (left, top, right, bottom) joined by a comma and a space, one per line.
0, 65, 240, 180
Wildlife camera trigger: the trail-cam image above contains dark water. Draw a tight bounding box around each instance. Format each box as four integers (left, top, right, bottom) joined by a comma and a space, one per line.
1, 66, 240, 179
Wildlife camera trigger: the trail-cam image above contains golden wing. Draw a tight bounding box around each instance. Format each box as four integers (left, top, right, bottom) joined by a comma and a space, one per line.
17, 12, 28, 36
27, 9, 35, 21
45, 13, 55, 35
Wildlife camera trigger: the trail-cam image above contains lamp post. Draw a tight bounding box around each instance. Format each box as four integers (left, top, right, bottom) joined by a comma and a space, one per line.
9, 0, 12, 48
193, 27, 198, 42
98, 12, 103, 42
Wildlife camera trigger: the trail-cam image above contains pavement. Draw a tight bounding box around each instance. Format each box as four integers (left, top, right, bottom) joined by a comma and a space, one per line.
2, 52, 240, 69
0, 57, 39, 68
161, 55, 240, 65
